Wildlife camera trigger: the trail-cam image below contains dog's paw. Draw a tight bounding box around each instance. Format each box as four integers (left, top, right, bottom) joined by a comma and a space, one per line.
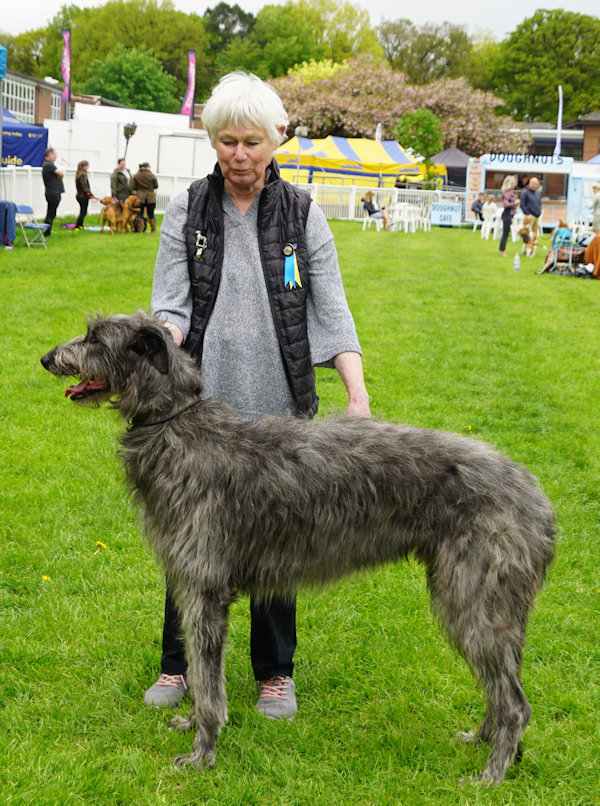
173, 750, 215, 769
169, 715, 194, 732
460, 772, 500, 787
454, 730, 477, 744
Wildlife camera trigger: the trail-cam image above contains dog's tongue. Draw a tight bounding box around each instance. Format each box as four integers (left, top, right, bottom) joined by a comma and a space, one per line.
65, 380, 107, 397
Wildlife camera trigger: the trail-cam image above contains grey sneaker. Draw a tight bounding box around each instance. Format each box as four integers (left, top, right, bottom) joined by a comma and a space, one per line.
144, 673, 187, 708
255, 675, 297, 720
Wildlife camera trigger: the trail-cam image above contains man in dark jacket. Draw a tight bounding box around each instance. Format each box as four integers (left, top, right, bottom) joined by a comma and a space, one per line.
519, 176, 542, 244
42, 148, 65, 237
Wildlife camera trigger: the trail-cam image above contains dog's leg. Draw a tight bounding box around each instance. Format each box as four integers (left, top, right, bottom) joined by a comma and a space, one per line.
455, 702, 496, 745
471, 659, 531, 785
172, 589, 231, 769
427, 538, 535, 785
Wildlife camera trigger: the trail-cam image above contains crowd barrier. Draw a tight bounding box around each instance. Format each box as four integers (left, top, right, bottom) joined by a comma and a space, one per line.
0, 165, 466, 222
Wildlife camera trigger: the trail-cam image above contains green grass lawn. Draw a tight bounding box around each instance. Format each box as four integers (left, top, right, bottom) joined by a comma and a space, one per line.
1, 220, 599, 804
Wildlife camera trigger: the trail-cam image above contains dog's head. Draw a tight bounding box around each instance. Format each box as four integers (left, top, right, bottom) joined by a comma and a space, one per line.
40, 312, 193, 418
124, 195, 141, 210
518, 227, 532, 244
99, 196, 114, 206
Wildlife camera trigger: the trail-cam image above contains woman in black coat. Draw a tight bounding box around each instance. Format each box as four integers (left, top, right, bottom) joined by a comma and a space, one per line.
75, 161, 94, 229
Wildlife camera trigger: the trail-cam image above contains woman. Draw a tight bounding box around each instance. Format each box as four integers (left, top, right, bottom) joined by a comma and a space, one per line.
498, 174, 519, 256
74, 160, 93, 230
589, 183, 600, 237
361, 190, 390, 230
147, 71, 370, 718
132, 162, 159, 232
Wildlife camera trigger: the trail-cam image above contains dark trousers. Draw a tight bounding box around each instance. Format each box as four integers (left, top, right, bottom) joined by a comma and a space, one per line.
499, 209, 512, 252
140, 202, 156, 221
75, 195, 89, 228
44, 194, 61, 236
161, 587, 297, 681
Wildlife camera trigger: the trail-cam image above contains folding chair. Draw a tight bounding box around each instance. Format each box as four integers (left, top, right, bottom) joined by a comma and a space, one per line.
15, 205, 48, 248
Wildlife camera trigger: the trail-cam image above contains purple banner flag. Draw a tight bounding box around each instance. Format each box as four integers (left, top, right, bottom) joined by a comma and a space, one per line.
180, 50, 196, 120
60, 29, 71, 104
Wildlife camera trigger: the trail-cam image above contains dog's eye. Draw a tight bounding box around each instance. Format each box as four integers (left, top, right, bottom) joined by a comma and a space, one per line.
86, 332, 99, 345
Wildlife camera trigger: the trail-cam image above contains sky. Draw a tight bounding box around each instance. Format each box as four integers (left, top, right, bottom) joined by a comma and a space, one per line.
2, 0, 599, 40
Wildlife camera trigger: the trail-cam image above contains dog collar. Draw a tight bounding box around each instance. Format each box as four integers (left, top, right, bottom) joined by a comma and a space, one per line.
129, 395, 204, 427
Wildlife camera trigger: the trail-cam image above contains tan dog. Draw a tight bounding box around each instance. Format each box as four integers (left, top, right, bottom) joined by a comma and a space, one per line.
98, 197, 122, 235
518, 224, 536, 257
121, 195, 142, 233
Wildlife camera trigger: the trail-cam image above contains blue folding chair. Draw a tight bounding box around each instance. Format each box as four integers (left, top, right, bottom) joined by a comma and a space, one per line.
15, 205, 48, 248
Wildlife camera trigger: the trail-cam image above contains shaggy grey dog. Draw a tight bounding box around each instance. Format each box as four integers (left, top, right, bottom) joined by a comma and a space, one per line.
41, 311, 555, 784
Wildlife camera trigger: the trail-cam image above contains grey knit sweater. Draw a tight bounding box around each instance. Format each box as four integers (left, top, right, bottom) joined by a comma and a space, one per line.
152, 190, 361, 419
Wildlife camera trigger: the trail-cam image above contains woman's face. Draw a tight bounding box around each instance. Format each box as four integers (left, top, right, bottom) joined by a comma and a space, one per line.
215, 123, 277, 195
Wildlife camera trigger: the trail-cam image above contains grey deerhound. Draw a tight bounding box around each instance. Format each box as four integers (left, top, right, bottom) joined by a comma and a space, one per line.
41, 311, 555, 784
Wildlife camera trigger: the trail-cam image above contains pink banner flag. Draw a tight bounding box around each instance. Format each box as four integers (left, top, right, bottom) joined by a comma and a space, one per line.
60, 29, 71, 104
180, 50, 196, 120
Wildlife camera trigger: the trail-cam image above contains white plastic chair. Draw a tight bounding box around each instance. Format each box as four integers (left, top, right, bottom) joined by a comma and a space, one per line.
492, 214, 503, 240
510, 210, 524, 242
362, 206, 382, 231
480, 206, 496, 240
417, 203, 431, 232
15, 205, 48, 247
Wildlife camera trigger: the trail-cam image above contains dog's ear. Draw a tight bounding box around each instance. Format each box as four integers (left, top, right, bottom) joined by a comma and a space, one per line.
128, 327, 169, 374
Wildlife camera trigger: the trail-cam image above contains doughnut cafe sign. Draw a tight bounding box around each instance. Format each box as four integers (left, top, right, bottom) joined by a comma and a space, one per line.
479, 153, 574, 174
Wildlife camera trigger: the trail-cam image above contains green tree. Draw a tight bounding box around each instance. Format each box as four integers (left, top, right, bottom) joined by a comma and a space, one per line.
493, 9, 600, 121
219, 2, 326, 78
0, 28, 48, 78
81, 45, 178, 112
395, 108, 443, 178
203, 2, 254, 50
376, 18, 472, 84
463, 30, 502, 93
202, 3, 255, 84
35, 1, 212, 103
286, 58, 349, 83
298, 0, 382, 63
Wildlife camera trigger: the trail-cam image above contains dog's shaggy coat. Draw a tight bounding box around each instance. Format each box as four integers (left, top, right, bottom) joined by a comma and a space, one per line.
41, 312, 556, 784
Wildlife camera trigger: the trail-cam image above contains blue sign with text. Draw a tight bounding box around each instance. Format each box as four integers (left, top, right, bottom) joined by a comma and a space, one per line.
430, 202, 462, 227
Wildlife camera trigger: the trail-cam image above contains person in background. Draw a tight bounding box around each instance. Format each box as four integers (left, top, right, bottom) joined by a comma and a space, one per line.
42, 147, 65, 238
519, 176, 542, 246
148, 70, 370, 718
588, 183, 600, 237
498, 175, 519, 257
361, 191, 390, 230
482, 194, 498, 218
75, 161, 94, 230
471, 192, 485, 221
133, 162, 159, 233
110, 158, 132, 201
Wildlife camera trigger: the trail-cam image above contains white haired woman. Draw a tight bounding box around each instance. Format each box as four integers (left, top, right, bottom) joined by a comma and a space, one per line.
148, 72, 370, 717
589, 182, 600, 236
498, 174, 519, 256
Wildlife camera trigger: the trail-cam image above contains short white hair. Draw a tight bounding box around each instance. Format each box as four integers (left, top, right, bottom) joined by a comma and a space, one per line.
201, 72, 289, 147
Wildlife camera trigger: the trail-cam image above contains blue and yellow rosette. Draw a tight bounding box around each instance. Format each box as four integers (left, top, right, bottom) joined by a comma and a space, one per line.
283, 243, 302, 290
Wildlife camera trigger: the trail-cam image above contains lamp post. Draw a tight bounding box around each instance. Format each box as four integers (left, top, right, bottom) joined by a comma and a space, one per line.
123, 122, 137, 159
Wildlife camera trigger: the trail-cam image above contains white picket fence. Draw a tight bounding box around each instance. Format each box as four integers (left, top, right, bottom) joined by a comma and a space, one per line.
0, 164, 466, 222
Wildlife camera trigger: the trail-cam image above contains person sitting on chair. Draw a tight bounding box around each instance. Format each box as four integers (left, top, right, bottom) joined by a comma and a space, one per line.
361, 191, 389, 231
471, 193, 485, 221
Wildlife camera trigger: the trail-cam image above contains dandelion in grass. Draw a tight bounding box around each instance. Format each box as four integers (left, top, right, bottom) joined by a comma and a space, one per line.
42, 575, 51, 582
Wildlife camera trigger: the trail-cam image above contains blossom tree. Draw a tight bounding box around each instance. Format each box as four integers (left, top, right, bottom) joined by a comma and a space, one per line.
272, 56, 527, 154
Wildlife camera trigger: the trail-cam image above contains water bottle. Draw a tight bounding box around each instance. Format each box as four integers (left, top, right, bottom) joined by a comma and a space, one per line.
513, 254, 520, 271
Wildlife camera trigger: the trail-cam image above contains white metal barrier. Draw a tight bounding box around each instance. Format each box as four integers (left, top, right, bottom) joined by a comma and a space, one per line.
0, 165, 466, 221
